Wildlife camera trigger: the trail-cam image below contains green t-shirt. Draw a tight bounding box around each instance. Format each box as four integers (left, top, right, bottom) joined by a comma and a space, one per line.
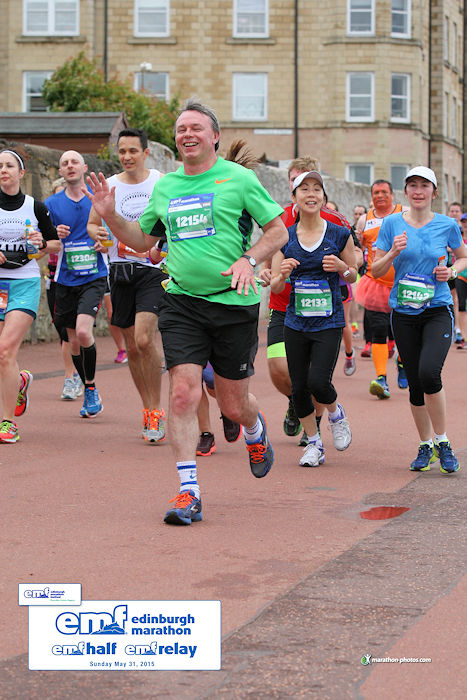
139, 157, 283, 305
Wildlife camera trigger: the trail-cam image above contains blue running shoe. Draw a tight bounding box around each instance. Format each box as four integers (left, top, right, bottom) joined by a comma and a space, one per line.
396, 356, 408, 389
369, 375, 390, 399
164, 490, 202, 525
246, 412, 274, 478
435, 441, 460, 474
81, 386, 103, 418
410, 443, 436, 471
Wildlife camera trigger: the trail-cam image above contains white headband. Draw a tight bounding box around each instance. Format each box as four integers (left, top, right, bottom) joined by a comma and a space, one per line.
1, 150, 25, 170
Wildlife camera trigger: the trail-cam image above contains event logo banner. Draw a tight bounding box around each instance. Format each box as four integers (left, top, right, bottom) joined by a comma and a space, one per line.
19, 583, 81, 606
29, 600, 221, 670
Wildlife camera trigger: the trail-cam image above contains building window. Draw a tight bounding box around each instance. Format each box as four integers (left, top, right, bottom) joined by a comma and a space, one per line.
443, 174, 449, 212
234, 0, 268, 38
391, 0, 410, 38
451, 96, 457, 141
346, 72, 374, 121
134, 71, 169, 100
22, 71, 53, 111
233, 73, 267, 120
23, 0, 79, 35
443, 92, 448, 136
391, 73, 410, 122
443, 17, 449, 62
451, 22, 457, 67
390, 164, 409, 192
346, 164, 373, 186
134, 0, 169, 37
347, 0, 374, 35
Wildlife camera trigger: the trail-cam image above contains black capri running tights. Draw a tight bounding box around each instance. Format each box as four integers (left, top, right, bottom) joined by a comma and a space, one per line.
284, 325, 342, 418
391, 306, 454, 406
365, 309, 391, 344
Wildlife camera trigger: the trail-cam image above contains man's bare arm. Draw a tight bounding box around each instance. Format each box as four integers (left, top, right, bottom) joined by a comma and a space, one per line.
83, 172, 155, 252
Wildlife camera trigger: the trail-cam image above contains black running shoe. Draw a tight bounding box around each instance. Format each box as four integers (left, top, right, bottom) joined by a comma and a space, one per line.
196, 432, 216, 456
220, 414, 241, 442
283, 399, 301, 436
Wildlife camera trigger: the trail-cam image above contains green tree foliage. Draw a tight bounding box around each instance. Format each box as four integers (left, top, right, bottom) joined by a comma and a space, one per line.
42, 52, 179, 152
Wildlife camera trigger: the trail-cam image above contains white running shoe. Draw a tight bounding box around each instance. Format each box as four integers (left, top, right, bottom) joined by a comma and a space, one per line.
343, 349, 356, 376
329, 404, 352, 451
73, 373, 84, 397
61, 377, 77, 401
299, 440, 325, 467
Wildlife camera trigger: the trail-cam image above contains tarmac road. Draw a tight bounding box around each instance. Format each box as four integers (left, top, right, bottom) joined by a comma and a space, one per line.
0, 320, 465, 698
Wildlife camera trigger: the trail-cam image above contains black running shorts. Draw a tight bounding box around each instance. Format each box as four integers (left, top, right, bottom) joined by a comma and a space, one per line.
109, 264, 168, 328
54, 277, 107, 329
267, 309, 286, 347
158, 293, 259, 380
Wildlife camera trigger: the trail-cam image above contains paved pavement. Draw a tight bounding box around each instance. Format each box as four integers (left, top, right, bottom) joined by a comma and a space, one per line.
0, 320, 465, 698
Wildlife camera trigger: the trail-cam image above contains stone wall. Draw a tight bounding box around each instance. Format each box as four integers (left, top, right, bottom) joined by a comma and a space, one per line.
6, 139, 399, 343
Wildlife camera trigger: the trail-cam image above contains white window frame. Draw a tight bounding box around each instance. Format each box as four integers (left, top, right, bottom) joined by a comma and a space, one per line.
232, 73, 268, 121
134, 0, 170, 38
451, 21, 457, 67
390, 73, 410, 123
346, 72, 374, 122
451, 96, 457, 141
22, 71, 53, 112
347, 0, 374, 36
23, 0, 79, 36
391, 0, 411, 39
233, 0, 268, 38
444, 174, 449, 211
134, 71, 169, 101
443, 16, 449, 62
443, 92, 448, 136
345, 163, 374, 186
390, 164, 409, 192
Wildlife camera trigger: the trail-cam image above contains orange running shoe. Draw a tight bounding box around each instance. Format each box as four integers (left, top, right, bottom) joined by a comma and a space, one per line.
0, 419, 19, 443
14, 370, 33, 417
142, 408, 149, 439
145, 408, 166, 444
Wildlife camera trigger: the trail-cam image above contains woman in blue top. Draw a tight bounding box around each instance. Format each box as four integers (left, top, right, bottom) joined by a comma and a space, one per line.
373, 166, 467, 474
271, 171, 357, 467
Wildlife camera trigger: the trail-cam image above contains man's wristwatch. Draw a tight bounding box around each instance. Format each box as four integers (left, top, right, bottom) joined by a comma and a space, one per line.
241, 254, 257, 267
343, 266, 351, 278
450, 267, 458, 279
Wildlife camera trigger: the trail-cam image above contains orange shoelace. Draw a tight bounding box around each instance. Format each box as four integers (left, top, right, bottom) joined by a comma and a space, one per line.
245, 442, 267, 463
168, 492, 195, 508
148, 409, 165, 429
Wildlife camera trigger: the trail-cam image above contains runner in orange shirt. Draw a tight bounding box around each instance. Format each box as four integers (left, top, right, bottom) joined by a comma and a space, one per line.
355, 179, 407, 398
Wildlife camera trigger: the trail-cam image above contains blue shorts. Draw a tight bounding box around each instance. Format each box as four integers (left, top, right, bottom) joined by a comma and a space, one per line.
0, 277, 41, 320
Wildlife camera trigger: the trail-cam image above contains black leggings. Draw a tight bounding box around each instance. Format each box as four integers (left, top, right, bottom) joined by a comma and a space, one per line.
284, 325, 342, 418
391, 307, 454, 406
366, 309, 391, 344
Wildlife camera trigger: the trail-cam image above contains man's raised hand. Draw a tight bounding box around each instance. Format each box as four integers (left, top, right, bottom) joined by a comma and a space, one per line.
82, 172, 116, 221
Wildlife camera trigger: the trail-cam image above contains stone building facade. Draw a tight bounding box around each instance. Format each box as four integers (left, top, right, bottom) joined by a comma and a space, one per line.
0, 1, 464, 208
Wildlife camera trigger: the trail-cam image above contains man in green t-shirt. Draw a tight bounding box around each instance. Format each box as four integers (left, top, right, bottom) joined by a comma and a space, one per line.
85, 98, 288, 525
